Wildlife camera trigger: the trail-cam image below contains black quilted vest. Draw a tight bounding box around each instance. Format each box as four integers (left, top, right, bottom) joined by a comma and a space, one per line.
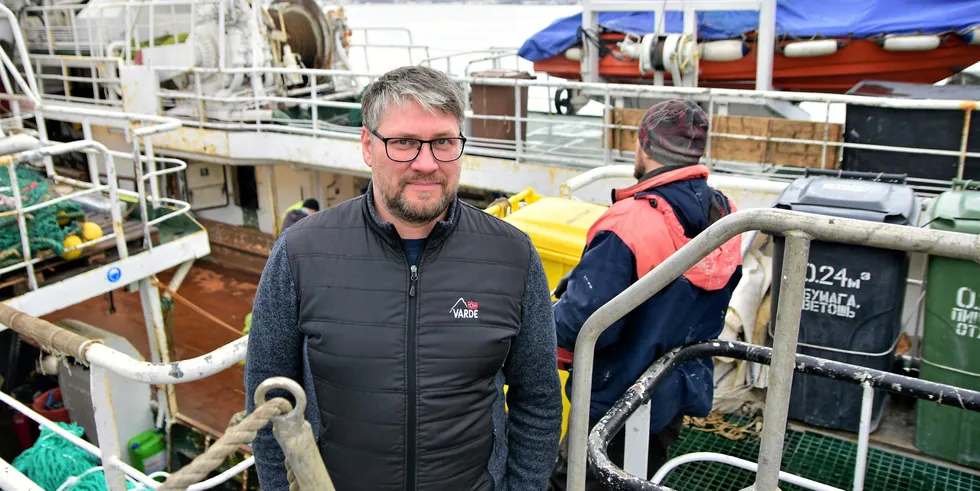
284, 187, 531, 491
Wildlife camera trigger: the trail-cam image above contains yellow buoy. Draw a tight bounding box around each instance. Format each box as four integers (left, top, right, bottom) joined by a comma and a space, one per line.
56, 210, 70, 226
61, 235, 82, 260
81, 221, 103, 242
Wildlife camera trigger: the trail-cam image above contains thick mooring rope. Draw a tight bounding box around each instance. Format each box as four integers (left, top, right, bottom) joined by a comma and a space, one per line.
683, 411, 763, 441
158, 397, 293, 491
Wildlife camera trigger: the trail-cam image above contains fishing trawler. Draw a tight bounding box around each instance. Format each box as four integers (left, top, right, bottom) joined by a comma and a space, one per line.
0, 0, 979, 490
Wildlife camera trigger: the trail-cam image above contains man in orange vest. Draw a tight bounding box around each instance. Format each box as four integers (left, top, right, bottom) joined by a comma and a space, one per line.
548, 98, 743, 490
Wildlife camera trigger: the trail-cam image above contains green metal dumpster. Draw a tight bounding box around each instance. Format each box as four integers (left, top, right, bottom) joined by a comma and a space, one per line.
915, 179, 980, 469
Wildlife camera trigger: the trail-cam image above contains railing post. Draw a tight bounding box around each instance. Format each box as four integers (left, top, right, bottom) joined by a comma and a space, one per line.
131, 133, 153, 251
139, 277, 178, 431
623, 401, 651, 479
958, 105, 974, 180
753, 231, 811, 491
514, 83, 522, 164
6, 162, 38, 290
91, 365, 129, 491
853, 382, 874, 491
145, 138, 161, 209
103, 143, 129, 261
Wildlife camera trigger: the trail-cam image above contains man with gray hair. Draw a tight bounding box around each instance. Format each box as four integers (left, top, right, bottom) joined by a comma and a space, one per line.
244, 65, 563, 491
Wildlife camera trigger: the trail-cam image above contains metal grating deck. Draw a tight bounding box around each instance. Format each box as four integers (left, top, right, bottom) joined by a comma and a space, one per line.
660, 415, 980, 491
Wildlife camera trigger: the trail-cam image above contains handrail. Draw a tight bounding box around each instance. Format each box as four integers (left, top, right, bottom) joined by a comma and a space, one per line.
588, 341, 980, 490
0, 3, 41, 97
0, 138, 130, 283
0, 298, 248, 383
557, 164, 791, 198
563, 207, 980, 490
142, 65, 980, 111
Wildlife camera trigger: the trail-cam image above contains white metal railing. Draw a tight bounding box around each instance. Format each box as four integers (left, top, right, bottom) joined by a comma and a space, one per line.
0, 3, 192, 295
566, 208, 980, 491
142, 65, 979, 194
16, 1, 424, 99
0, 308, 253, 491
28, 54, 123, 107
349, 26, 431, 72
19, 1, 196, 59
419, 48, 525, 77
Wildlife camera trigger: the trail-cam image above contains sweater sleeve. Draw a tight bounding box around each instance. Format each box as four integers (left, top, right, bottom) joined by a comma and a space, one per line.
501, 236, 564, 491
244, 231, 303, 491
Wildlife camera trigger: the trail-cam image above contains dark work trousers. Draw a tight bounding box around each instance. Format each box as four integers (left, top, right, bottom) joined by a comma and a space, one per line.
546, 415, 683, 491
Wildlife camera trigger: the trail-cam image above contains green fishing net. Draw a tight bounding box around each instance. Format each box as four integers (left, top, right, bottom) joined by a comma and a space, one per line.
0, 166, 86, 265
12, 421, 153, 491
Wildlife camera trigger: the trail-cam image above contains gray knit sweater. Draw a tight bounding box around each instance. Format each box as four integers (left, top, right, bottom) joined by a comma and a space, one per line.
243, 191, 563, 491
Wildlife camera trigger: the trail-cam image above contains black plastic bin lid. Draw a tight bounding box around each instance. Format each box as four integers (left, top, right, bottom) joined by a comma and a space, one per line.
775, 176, 920, 225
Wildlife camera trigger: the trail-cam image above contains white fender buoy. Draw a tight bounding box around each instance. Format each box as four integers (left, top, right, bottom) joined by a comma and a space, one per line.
963, 27, 980, 45
782, 39, 839, 58
881, 34, 941, 51
700, 40, 750, 62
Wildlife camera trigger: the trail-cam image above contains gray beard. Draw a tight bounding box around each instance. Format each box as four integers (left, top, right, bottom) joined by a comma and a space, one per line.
384, 191, 452, 225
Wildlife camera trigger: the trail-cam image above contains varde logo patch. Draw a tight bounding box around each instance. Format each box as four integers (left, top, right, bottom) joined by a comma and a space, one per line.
450, 298, 479, 319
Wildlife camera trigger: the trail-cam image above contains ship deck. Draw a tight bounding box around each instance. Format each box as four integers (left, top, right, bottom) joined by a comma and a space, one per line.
41, 261, 254, 437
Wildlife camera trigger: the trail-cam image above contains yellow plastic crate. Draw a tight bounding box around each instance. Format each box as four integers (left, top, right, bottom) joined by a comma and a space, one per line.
489, 189, 607, 440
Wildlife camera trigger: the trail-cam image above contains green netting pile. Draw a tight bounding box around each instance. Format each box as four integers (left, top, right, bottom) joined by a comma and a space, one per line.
0, 166, 86, 265
12, 421, 153, 491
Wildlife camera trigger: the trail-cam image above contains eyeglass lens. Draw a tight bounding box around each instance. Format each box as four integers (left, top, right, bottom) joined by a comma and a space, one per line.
386, 138, 464, 162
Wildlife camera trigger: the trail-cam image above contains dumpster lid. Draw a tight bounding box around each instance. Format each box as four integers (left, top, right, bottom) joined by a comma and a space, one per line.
470, 69, 534, 80
846, 80, 980, 101
776, 177, 918, 224
503, 197, 606, 255
923, 181, 980, 232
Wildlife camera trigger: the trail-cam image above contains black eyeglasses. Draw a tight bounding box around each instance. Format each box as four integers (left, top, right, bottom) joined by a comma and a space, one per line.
370, 128, 467, 163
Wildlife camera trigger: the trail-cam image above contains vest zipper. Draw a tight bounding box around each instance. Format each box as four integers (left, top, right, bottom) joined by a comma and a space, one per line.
407, 263, 419, 491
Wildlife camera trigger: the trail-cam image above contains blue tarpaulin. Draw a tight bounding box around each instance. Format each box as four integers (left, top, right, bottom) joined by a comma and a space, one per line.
517, 0, 980, 62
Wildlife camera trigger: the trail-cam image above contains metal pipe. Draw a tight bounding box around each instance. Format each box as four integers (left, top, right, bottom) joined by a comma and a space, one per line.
163, 259, 197, 301
144, 65, 980, 112
564, 207, 980, 491
83, 336, 248, 384
0, 3, 41, 97
958, 105, 974, 179
0, 456, 46, 491
651, 453, 842, 491
37, 103, 181, 137
145, 138, 161, 208
91, 365, 128, 491
0, 54, 22, 129
587, 340, 980, 489
150, 85, 980, 164
0, 49, 41, 106
6, 164, 38, 291
755, 232, 810, 490
132, 135, 153, 250
0, 387, 252, 491
184, 456, 256, 490
755, 0, 777, 91
853, 383, 874, 491
145, 198, 192, 227
622, 402, 650, 479
559, 164, 790, 197
515, 84, 523, 164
